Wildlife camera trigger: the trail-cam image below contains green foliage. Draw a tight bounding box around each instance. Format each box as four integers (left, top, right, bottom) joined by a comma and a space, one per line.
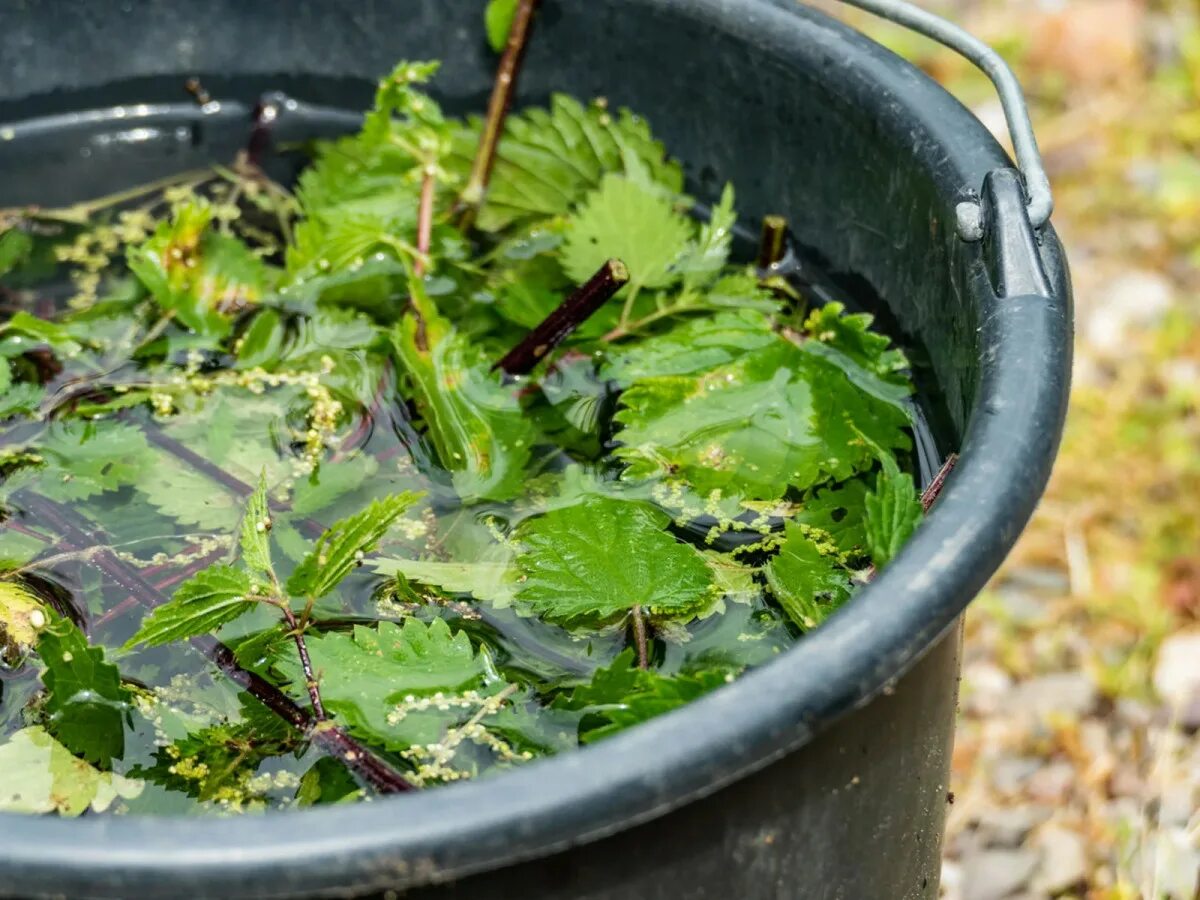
446, 94, 684, 231
764, 523, 852, 630
126, 566, 255, 648
484, 0, 519, 51
863, 455, 923, 568
128, 200, 270, 337
374, 556, 516, 606
0, 580, 47, 664
612, 321, 911, 500
513, 497, 714, 626
0, 228, 34, 276
562, 174, 692, 293
38, 421, 154, 502
38, 614, 129, 767
278, 618, 488, 748
0, 727, 143, 816
285, 492, 421, 599
393, 292, 536, 503
558, 650, 732, 743
239, 471, 274, 580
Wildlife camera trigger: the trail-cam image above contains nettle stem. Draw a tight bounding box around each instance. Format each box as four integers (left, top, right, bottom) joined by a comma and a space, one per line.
414, 166, 437, 279
11, 492, 412, 794
457, 0, 543, 228
494, 259, 629, 376
630, 605, 650, 670
278, 604, 326, 721
756, 214, 789, 273
921, 453, 958, 512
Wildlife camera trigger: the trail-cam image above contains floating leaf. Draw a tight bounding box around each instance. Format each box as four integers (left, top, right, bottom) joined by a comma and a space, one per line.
764, 523, 852, 630
0, 727, 143, 816
513, 497, 713, 626
863, 455, 923, 568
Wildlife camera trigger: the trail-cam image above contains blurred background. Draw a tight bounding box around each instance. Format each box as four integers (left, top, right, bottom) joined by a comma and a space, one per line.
827, 0, 1200, 896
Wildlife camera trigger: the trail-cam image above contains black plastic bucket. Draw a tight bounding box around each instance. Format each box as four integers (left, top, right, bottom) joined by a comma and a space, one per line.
0, 1, 1072, 897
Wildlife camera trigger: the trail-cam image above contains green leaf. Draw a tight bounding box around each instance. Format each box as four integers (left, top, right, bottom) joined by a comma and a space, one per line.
485, 0, 519, 51
39, 421, 155, 502
677, 183, 736, 290
612, 332, 911, 501
239, 471, 274, 579
0, 727, 143, 816
513, 497, 713, 626
447, 95, 684, 231
764, 523, 852, 630
278, 618, 489, 748
557, 650, 732, 743
125, 565, 255, 648
863, 455, 922, 568
285, 492, 422, 599
802, 302, 909, 382
296, 757, 361, 806
291, 457, 378, 517
37, 615, 129, 767
136, 456, 244, 530
0, 228, 34, 276
393, 295, 536, 503
561, 174, 692, 293
374, 556, 516, 606
793, 479, 870, 557
0, 311, 83, 358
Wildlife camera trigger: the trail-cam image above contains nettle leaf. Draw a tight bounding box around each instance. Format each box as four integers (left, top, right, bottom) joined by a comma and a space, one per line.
39, 421, 155, 502
291, 457, 378, 517
612, 327, 911, 501
285, 492, 422, 599
557, 650, 732, 743
128, 200, 269, 337
0, 311, 84, 358
447, 94, 684, 232
279, 618, 488, 747
765, 523, 851, 631
603, 308, 778, 385
676, 183, 736, 290
38, 616, 129, 767
239, 471, 274, 579
561, 174, 692, 293
126, 566, 255, 648
863, 455, 922, 568
0, 228, 34, 276
513, 497, 713, 627
374, 556, 516, 606
484, 0, 518, 51
136, 456, 243, 531
0, 727, 143, 817
793, 479, 870, 557
394, 299, 536, 504
802, 302, 910, 382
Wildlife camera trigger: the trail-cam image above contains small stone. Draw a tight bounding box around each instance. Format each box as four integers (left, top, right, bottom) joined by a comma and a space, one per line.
1031, 824, 1088, 895
962, 848, 1039, 900
1153, 631, 1200, 709
1011, 672, 1098, 719
975, 805, 1051, 848
992, 757, 1041, 795
1027, 761, 1076, 804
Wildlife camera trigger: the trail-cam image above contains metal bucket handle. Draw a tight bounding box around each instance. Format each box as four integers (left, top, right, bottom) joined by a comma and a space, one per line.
831, 0, 1053, 241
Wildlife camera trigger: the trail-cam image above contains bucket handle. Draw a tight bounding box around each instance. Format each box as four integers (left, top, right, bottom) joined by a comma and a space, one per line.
830, 0, 1053, 242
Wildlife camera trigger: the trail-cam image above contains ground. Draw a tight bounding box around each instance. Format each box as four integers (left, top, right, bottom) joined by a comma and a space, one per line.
836, 0, 1200, 896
